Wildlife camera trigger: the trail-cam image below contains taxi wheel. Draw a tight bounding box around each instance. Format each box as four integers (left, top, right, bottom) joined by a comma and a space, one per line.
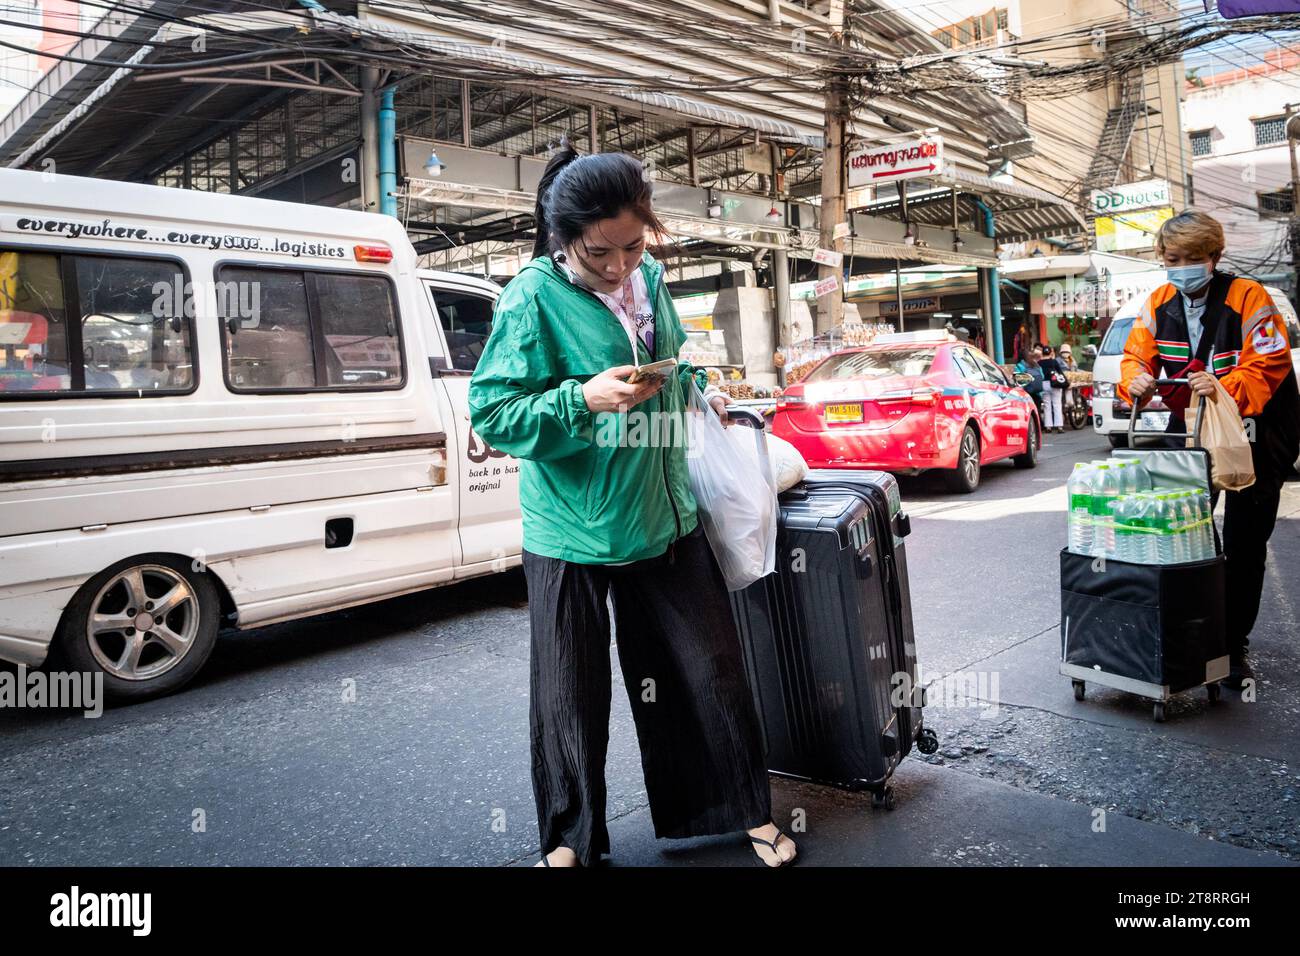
1013, 418, 1040, 469
944, 426, 981, 494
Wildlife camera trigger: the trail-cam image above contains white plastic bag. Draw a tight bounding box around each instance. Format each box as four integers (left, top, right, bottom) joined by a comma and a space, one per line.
685, 382, 778, 590
765, 432, 809, 492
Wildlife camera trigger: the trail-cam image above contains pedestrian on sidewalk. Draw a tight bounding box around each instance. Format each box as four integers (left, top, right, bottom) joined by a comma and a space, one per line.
1016, 346, 1046, 419
1119, 210, 1300, 689
468, 142, 797, 869
1039, 345, 1067, 433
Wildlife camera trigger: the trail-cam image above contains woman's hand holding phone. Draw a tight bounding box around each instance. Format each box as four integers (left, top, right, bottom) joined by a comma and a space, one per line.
581, 365, 664, 413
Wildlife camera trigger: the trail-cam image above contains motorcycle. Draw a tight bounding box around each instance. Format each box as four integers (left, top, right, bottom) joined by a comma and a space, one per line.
1064, 381, 1092, 430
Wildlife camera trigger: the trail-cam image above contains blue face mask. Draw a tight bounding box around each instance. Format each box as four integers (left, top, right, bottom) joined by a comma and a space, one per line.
1167, 262, 1213, 295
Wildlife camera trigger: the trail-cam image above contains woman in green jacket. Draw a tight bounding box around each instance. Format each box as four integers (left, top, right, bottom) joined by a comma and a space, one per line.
469, 144, 797, 868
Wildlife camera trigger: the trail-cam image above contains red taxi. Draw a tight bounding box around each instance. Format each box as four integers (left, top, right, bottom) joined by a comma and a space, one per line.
772, 331, 1040, 493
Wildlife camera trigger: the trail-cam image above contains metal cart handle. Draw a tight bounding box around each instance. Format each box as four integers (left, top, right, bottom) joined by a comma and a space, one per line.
1127, 377, 1206, 444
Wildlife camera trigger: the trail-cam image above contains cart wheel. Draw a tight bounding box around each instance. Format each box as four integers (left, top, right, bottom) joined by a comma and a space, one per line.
1207, 683, 1221, 704
1153, 702, 1167, 723
883, 786, 897, 811
1072, 679, 1086, 701
917, 728, 939, 755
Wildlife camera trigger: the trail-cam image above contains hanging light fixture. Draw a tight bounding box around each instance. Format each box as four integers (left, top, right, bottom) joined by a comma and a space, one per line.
765, 205, 782, 224
424, 149, 445, 177
707, 190, 722, 219
903, 222, 916, 246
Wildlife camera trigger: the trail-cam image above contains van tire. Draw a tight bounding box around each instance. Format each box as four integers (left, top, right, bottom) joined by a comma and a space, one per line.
1107, 433, 1129, 449
57, 555, 220, 704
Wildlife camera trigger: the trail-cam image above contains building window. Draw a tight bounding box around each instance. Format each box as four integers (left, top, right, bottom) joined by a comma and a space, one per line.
1253, 116, 1286, 147
1258, 189, 1295, 218
1189, 130, 1211, 157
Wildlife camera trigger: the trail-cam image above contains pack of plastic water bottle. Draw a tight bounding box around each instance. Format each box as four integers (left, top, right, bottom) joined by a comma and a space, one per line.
1066, 459, 1215, 564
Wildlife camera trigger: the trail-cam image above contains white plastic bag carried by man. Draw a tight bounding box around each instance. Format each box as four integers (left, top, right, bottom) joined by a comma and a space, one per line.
685, 382, 779, 590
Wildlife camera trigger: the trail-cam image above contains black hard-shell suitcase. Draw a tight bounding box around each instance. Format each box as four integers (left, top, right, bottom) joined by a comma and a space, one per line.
728, 464, 938, 809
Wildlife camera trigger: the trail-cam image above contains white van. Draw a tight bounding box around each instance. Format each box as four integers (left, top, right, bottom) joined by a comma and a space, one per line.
0, 169, 522, 701
1091, 284, 1300, 455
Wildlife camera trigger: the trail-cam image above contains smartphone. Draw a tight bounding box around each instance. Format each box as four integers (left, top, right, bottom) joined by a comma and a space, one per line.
625, 358, 678, 385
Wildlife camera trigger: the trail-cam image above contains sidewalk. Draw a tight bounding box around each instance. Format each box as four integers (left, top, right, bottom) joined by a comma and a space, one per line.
518, 761, 1291, 866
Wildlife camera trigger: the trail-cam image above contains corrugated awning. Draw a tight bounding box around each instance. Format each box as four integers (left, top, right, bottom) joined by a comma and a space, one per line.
307, 8, 824, 147
859, 166, 1087, 244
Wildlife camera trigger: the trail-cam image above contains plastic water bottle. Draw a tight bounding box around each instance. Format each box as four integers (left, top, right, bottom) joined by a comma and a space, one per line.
1111, 495, 1135, 563
1117, 461, 1140, 495
1067, 462, 1097, 556
1171, 491, 1194, 564
1154, 494, 1178, 565
1198, 492, 1215, 559
1130, 493, 1156, 565
1188, 491, 1213, 560
1129, 459, 1152, 493
1089, 464, 1122, 558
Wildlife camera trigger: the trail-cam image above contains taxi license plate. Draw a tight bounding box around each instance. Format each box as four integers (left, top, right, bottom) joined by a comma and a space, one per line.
824, 402, 863, 424
1141, 411, 1171, 430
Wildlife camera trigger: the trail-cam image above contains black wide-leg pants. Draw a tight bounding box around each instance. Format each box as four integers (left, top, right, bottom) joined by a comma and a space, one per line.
521, 522, 772, 867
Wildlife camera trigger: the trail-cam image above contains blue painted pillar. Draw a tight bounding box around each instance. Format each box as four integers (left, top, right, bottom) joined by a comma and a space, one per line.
974, 199, 1004, 364
379, 88, 397, 218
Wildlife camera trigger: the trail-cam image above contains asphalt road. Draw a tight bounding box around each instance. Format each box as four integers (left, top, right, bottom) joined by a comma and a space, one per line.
1, 426, 1297, 867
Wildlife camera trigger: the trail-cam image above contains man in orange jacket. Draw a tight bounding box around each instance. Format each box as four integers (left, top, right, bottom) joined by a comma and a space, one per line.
1120, 211, 1300, 688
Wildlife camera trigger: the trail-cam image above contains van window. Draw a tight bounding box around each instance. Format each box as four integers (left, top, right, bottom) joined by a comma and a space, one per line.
218, 266, 403, 391
1099, 317, 1134, 357
315, 272, 401, 386
430, 289, 494, 371
0, 248, 193, 395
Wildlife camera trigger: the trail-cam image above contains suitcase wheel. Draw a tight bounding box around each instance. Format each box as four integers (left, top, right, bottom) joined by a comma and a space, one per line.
1072, 680, 1086, 702
1152, 701, 1166, 723
916, 728, 939, 755
871, 786, 897, 811
1207, 683, 1221, 704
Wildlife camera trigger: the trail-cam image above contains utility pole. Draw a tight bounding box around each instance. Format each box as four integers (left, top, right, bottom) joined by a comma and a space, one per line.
817, 0, 848, 334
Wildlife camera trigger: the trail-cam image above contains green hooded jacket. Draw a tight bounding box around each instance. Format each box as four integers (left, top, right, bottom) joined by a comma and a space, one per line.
468, 250, 708, 564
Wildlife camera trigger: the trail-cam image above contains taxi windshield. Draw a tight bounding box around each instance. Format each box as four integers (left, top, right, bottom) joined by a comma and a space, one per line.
803, 347, 937, 382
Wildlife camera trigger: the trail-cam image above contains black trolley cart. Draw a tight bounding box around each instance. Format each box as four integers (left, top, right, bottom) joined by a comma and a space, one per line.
1059, 379, 1230, 722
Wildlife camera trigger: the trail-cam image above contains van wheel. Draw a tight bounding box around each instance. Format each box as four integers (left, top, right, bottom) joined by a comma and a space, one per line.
57, 555, 220, 704
945, 426, 981, 494
1108, 433, 1129, 449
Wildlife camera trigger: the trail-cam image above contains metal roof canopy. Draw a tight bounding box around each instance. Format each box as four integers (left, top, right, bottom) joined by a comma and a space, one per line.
398, 175, 997, 268
861, 168, 1087, 244
0, 3, 354, 180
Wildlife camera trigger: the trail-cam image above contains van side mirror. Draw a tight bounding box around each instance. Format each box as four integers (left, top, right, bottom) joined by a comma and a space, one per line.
226, 317, 239, 336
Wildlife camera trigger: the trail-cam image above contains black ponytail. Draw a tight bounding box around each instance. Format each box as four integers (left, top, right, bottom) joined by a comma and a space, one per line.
531, 143, 668, 261
532, 141, 581, 261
